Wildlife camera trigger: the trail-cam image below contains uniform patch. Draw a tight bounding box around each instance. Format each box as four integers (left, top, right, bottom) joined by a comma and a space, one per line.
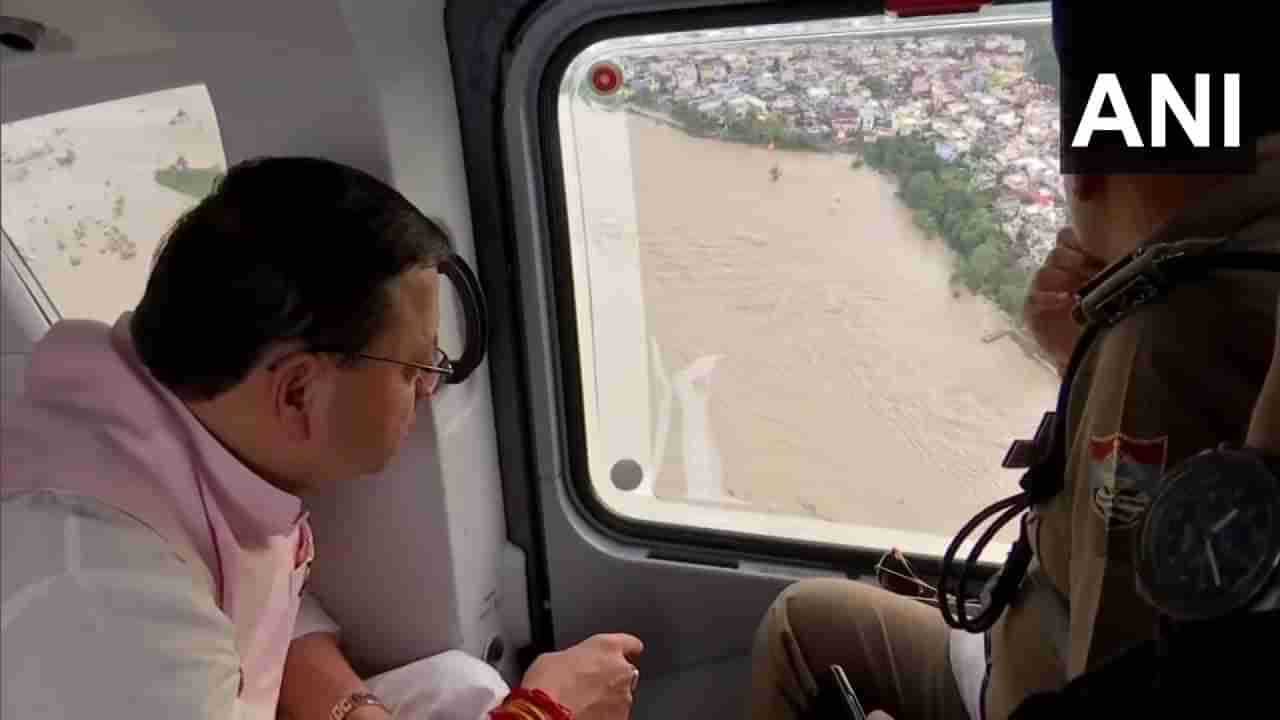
1088, 433, 1168, 529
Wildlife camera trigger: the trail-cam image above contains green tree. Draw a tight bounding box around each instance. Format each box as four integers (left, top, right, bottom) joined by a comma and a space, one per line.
969, 241, 1000, 281
954, 257, 985, 293
862, 122, 1034, 318
761, 113, 787, 140
950, 220, 985, 256
915, 209, 941, 237
905, 171, 943, 210
671, 100, 714, 135
998, 281, 1028, 316
863, 141, 883, 168
938, 169, 974, 209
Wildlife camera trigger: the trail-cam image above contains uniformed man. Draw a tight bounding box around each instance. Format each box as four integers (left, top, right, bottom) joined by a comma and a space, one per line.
1006, 289, 1280, 719
747, 4, 1279, 719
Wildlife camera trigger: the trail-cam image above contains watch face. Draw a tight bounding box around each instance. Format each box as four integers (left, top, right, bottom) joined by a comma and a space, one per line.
1137, 449, 1280, 621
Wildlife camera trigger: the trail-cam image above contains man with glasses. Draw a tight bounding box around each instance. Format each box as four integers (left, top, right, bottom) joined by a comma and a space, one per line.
1, 157, 642, 720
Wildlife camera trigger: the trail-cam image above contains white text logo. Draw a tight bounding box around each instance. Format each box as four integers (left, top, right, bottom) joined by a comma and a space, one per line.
1071, 73, 1240, 149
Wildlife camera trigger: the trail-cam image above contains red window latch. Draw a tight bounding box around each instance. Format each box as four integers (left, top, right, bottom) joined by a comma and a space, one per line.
885, 0, 990, 18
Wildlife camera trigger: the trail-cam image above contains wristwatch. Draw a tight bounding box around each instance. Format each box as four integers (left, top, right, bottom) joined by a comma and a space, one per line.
1135, 445, 1280, 621
330, 691, 388, 720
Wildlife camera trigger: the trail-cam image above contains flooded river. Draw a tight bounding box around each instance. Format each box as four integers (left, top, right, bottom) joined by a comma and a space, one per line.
620, 113, 1059, 539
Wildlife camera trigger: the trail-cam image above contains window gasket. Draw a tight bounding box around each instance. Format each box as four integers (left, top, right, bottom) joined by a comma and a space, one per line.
2, 227, 60, 327
445, 1, 1050, 632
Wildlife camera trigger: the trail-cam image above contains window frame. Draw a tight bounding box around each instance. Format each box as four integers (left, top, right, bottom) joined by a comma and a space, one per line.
2, 229, 59, 328
539, 0, 1051, 570
447, 2, 1050, 649
540, 1, 904, 570
0, 82, 228, 327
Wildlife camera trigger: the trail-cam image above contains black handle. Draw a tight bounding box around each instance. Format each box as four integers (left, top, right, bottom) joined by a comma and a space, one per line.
438, 252, 488, 384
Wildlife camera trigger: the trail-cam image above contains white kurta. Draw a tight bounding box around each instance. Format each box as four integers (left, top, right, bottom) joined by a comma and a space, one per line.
1, 314, 512, 719
1, 491, 511, 719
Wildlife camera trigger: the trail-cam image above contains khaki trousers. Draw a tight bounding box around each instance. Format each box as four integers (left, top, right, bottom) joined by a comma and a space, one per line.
748, 579, 969, 720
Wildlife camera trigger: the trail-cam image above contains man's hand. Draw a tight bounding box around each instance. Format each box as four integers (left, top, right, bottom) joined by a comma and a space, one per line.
347, 706, 391, 720
1022, 226, 1108, 372
520, 633, 644, 720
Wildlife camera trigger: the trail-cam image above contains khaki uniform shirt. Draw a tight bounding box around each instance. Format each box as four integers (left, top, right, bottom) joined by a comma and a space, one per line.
984, 147, 1280, 720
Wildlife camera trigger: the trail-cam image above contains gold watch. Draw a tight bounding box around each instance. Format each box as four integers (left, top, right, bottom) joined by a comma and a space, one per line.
330, 691, 388, 720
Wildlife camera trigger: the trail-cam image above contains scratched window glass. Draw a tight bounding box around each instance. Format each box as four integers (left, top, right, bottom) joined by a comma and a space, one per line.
1, 84, 226, 323
559, 5, 1064, 555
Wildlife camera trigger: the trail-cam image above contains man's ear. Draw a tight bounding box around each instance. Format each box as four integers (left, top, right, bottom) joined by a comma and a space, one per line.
271, 355, 324, 442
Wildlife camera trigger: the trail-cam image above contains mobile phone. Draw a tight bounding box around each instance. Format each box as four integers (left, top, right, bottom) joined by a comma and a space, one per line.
811, 665, 867, 720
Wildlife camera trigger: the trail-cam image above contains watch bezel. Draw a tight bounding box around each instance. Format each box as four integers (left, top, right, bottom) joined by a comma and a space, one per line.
1136, 447, 1280, 622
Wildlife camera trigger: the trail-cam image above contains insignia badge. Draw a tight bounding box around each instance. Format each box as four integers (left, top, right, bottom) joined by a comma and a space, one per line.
1088, 433, 1168, 529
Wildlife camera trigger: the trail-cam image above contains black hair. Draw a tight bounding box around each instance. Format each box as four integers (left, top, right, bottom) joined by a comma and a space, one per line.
131, 156, 451, 401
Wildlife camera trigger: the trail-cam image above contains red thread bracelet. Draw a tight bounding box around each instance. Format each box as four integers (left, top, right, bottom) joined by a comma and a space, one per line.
504, 681, 576, 717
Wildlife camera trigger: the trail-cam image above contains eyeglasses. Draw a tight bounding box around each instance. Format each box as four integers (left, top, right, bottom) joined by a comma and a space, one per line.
352, 347, 454, 395
266, 346, 455, 394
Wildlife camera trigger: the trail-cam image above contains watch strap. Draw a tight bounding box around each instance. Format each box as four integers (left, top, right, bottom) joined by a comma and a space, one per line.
330, 691, 388, 720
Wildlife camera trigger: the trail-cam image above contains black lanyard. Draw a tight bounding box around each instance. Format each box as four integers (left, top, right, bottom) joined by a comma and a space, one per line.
938, 240, 1280, 633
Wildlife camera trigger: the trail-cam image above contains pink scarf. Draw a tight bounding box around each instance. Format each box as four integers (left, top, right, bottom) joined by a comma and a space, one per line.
0, 313, 313, 715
